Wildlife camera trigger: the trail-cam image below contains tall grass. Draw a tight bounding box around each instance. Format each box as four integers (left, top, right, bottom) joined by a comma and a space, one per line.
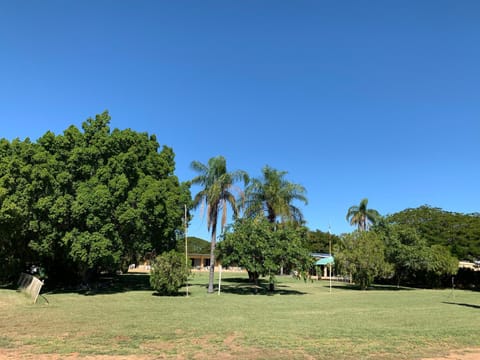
0, 272, 478, 359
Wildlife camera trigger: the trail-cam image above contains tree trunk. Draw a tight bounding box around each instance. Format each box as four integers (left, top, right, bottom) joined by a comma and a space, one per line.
253, 273, 259, 294
207, 226, 217, 294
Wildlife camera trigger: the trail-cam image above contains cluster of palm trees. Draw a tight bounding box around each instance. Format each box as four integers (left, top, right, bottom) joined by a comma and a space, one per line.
191, 156, 381, 293
190, 156, 307, 293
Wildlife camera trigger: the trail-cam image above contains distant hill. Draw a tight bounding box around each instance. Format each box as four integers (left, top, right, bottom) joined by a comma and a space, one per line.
177, 236, 210, 254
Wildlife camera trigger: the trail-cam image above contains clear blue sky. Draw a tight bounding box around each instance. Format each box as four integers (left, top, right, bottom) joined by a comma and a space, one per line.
1, 1, 479, 239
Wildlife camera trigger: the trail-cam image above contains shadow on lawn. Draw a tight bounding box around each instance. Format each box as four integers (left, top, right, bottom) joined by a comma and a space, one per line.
45, 273, 151, 296
326, 284, 415, 291
443, 301, 480, 309
0, 282, 16, 290
213, 277, 307, 296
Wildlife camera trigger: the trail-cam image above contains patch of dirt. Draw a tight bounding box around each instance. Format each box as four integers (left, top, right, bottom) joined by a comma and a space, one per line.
2, 346, 480, 359
421, 348, 480, 360
139, 340, 176, 352
0, 349, 154, 360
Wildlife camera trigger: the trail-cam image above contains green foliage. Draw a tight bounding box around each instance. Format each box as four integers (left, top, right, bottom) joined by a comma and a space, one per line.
335, 231, 393, 289
346, 198, 381, 231
149, 251, 190, 295
376, 223, 459, 287
0, 112, 190, 284
244, 165, 307, 224
427, 245, 458, 278
305, 229, 340, 253
177, 236, 210, 254
218, 218, 312, 289
190, 156, 248, 293
385, 205, 480, 260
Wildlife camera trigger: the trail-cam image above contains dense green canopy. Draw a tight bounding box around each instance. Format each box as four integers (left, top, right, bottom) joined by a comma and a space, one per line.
384, 205, 480, 261
218, 218, 312, 290
0, 112, 190, 284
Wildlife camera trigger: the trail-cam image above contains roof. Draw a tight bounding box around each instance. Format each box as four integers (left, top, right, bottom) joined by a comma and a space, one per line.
310, 252, 331, 259
315, 256, 334, 265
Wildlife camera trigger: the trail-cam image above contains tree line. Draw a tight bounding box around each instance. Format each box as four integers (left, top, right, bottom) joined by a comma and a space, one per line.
1, 113, 479, 292
333, 199, 478, 289
190, 160, 480, 292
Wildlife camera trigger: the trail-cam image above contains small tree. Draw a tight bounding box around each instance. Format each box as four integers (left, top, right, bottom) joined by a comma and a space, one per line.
218, 218, 312, 291
150, 251, 190, 296
335, 231, 393, 289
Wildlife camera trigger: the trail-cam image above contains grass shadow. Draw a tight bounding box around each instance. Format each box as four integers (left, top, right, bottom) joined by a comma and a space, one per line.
327, 283, 415, 291
205, 277, 307, 296
443, 301, 480, 309
152, 290, 189, 297
0, 282, 16, 290
45, 273, 151, 296
216, 284, 306, 295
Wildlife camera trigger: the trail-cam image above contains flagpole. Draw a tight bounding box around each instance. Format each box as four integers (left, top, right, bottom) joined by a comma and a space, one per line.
185, 204, 188, 297
329, 224, 332, 294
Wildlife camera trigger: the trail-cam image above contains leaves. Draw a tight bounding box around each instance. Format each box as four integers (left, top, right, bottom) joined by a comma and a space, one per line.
385, 205, 480, 260
218, 218, 312, 287
190, 156, 247, 293
346, 198, 380, 231
244, 166, 307, 224
335, 231, 393, 289
0, 112, 190, 284
150, 250, 190, 295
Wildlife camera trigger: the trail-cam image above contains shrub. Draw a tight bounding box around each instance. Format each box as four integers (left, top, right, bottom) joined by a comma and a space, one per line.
149, 251, 190, 295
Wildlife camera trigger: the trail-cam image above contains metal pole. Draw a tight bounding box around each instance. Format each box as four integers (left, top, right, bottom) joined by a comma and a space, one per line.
185, 204, 188, 297
329, 225, 332, 293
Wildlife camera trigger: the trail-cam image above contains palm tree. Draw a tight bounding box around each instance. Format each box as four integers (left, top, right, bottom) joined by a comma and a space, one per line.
346, 198, 380, 231
244, 166, 307, 224
190, 156, 248, 293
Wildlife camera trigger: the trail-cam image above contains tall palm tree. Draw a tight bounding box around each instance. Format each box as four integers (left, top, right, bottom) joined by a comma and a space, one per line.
190, 156, 248, 293
346, 198, 380, 231
244, 166, 307, 224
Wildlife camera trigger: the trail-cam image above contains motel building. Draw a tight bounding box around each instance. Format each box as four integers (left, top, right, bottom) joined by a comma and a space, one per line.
188, 253, 244, 272
129, 253, 242, 273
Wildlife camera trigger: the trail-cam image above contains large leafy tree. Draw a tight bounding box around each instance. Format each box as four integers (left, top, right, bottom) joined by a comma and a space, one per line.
0, 112, 190, 284
244, 165, 307, 224
335, 230, 393, 289
374, 222, 459, 288
218, 218, 312, 291
0, 138, 37, 281
190, 156, 247, 293
346, 198, 380, 231
380, 225, 431, 287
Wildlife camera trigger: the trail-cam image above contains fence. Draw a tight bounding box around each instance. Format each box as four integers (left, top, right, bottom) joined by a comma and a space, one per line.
17, 273, 44, 304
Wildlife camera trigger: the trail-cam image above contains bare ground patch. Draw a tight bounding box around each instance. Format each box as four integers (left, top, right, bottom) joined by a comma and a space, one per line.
421, 348, 480, 360
2, 342, 480, 360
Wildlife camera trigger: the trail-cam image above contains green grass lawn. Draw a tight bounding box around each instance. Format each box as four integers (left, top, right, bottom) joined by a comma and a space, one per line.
0, 272, 479, 359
